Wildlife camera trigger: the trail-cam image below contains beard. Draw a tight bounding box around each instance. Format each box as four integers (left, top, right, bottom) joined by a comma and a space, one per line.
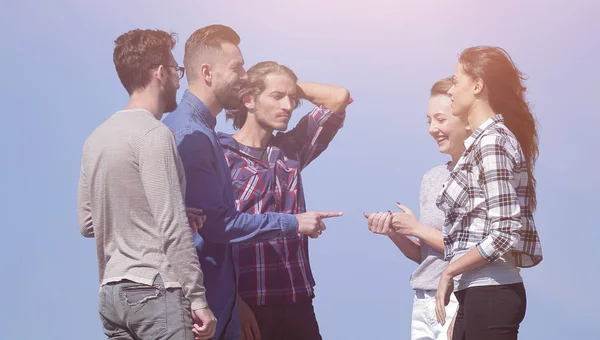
254, 106, 290, 132
269, 121, 289, 132
215, 84, 244, 111
163, 81, 178, 113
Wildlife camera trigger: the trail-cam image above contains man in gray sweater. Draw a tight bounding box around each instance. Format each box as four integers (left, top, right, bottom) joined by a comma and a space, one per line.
77, 29, 216, 340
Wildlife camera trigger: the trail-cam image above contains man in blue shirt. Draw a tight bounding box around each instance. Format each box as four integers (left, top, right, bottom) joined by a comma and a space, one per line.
162, 25, 343, 340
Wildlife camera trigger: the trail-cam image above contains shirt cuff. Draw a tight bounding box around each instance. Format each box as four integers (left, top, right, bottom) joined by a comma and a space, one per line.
312, 105, 346, 126
476, 236, 502, 263
280, 213, 299, 236
190, 294, 209, 310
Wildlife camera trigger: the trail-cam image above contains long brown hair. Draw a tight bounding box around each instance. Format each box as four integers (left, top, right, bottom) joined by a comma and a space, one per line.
459, 46, 538, 211
226, 61, 300, 130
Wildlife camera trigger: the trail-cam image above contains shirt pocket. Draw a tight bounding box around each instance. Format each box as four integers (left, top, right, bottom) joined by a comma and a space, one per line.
275, 159, 299, 192
231, 166, 263, 210
273, 159, 300, 212
441, 163, 477, 223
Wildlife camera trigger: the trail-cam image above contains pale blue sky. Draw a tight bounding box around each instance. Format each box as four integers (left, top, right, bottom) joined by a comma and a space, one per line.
2, 0, 598, 339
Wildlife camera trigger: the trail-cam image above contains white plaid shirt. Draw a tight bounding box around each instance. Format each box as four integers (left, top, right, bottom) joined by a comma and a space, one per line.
436, 115, 543, 268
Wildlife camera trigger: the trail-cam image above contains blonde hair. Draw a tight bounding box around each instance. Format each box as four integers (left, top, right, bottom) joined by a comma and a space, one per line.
430, 77, 453, 97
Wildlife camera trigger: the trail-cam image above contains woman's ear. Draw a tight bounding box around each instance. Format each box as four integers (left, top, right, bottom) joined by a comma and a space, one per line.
473, 77, 485, 96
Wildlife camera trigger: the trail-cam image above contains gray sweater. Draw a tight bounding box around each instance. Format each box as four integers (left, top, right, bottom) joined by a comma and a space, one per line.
409, 164, 451, 291
77, 109, 207, 310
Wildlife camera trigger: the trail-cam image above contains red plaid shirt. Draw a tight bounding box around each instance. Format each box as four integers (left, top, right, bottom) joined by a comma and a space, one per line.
218, 105, 346, 305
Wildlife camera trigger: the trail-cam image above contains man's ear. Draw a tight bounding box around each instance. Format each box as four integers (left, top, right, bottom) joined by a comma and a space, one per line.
153, 64, 166, 85
200, 63, 212, 85
243, 94, 256, 111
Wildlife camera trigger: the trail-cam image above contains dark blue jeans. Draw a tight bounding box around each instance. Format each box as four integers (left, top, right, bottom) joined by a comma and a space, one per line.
453, 283, 527, 340
98, 275, 195, 340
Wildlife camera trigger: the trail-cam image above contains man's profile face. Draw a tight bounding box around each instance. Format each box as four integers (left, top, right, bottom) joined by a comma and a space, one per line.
212, 42, 247, 110
162, 53, 180, 113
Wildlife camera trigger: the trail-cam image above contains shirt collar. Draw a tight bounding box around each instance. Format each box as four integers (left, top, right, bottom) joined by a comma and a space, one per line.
181, 89, 217, 130
464, 114, 504, 150
218, 132, 271, 164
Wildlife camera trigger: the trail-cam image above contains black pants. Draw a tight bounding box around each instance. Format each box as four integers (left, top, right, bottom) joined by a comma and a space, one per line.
247, 299, 322, 340
453, 283, 527, 340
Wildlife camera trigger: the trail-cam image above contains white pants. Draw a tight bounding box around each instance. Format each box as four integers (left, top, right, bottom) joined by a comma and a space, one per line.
411, 289, 459, 340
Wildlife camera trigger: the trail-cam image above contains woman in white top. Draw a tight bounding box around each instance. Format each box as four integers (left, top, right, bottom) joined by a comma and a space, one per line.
365, 77, 471, 339
434, 46, 543, 340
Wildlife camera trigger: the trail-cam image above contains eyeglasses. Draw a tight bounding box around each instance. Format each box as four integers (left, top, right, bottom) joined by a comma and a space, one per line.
169, 65, 185, 79
150, 64, 185, 79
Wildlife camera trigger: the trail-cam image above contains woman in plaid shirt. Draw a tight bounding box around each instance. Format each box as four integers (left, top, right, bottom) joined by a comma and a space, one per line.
434, 46, 543, 339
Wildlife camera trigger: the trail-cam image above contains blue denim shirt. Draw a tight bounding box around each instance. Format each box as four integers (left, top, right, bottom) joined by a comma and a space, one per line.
163, 90, 299, 339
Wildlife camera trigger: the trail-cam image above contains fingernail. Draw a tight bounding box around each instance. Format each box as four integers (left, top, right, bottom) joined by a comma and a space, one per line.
396, 202, 401, 205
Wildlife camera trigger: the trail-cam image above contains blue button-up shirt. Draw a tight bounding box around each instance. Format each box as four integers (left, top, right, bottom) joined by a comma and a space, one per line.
163, 90, 299, 339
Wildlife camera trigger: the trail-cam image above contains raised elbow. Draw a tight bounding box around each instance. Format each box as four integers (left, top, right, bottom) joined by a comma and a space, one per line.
332, 88, 351, 113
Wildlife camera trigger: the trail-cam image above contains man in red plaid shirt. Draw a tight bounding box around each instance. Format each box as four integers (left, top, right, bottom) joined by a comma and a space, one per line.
219, 61, 351, 340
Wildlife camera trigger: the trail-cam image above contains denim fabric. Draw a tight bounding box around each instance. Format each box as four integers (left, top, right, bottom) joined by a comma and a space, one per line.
98, 275, 194, 340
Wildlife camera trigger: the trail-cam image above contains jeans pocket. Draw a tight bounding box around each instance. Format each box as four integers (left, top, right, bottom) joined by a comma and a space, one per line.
119, 284, 167, 340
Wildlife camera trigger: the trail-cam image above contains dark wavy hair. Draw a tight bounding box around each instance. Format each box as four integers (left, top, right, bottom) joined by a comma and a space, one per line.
226, 61, 300, 130
113, 29, 177, 95
459, 46, 539, 211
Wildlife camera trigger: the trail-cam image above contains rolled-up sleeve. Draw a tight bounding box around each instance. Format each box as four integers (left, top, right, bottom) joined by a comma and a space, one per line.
476, 135, 522, 262
280, 105, 346, 170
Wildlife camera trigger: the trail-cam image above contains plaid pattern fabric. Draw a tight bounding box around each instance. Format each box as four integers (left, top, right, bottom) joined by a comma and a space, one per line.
436, 115, 543, 268
219, 105, 346, 305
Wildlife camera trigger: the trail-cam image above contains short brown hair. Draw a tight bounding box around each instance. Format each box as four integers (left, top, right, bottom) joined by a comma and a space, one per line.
113, 29, 177, 95
184, 25, 241, 82
430, 77, 453, 97
226, 61, 300, 130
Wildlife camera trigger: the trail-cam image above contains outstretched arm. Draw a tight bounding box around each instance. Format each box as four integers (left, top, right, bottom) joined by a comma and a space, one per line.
364, 211, 421, 264
392, 203, 445, 253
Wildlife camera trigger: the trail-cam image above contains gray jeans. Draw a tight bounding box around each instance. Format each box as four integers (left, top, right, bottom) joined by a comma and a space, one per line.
99, 275, 195, 340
